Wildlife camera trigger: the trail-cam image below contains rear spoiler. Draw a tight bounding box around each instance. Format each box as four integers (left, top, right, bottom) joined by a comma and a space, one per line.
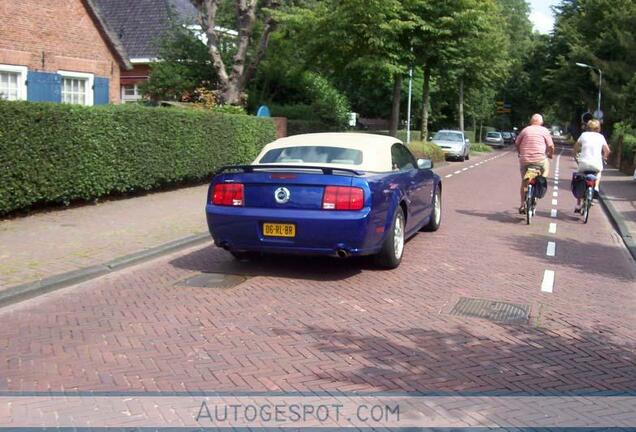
215, 164, 364, 176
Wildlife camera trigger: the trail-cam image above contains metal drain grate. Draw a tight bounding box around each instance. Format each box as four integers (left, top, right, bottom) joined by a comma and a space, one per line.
450, 297, 530, 324
178, 273, 247, 289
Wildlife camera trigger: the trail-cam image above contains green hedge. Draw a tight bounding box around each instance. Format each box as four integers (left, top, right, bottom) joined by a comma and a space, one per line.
0, 101, 277, 215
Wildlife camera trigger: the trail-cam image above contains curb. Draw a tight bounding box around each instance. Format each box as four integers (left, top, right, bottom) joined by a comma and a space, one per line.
598, 191, 636, 261
0, 233, 210, 308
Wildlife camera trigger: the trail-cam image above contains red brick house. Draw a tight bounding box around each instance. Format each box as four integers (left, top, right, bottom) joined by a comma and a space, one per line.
0, 0, 131, 104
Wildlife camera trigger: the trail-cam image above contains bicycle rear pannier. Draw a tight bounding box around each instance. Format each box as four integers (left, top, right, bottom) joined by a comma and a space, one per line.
533, 175, 548, 198
571, 172, 587, 199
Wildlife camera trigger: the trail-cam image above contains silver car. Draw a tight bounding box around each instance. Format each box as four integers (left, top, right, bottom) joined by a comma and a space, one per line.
485, 131, 504, 148
432, 130, 470, 161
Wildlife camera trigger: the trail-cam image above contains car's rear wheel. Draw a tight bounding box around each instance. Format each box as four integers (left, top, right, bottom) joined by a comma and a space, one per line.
423, 186, 442, 231
375, 206, 405, 269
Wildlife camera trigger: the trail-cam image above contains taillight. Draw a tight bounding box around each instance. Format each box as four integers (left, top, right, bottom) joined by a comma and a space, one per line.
212, 183, 244, 206
322, 186, 364, 210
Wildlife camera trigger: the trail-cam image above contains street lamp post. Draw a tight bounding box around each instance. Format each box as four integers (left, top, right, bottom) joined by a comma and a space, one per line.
575, 62, 602, 118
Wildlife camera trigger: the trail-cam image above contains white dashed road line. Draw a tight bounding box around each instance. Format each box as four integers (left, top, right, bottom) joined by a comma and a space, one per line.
541, 270, 555, 293
454, 170, 461, 174
552, 191, 558, 197
445, 174, 453, 178
552, 199, 558, 206
551, 209, 558, 218
546, 241, 556, 257
549, 223, 557, 234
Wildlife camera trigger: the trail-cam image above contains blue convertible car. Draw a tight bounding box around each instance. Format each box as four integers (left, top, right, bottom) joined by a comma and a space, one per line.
206, 133, 442, 268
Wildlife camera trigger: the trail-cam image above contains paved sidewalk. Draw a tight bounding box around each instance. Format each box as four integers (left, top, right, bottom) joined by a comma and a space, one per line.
599, 167, 636, 258
0, 185, 209, 290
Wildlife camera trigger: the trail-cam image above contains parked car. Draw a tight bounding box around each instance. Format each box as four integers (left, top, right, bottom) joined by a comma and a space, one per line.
206, 133, 442, 269
431, 129, 471, 161
485, 131, 505, 148
502, 131, 515, 145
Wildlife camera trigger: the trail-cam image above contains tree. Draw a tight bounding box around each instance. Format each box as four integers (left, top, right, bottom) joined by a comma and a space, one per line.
190, 0, 280, 105
140, 22, 217, 101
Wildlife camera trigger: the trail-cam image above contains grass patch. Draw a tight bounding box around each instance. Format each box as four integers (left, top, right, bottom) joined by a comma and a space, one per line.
470, 143, 494, 153
407, 141, 445, 163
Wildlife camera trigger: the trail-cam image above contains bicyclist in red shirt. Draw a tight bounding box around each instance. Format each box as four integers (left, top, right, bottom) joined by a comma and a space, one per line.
515, 114, 555, 213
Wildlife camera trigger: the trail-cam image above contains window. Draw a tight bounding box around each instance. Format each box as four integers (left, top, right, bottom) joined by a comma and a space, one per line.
58, 71, 94, 106
391, 144, 416, 171
0, 64, 27, 101
121, 84, 141, 103
259, 146, 363, 165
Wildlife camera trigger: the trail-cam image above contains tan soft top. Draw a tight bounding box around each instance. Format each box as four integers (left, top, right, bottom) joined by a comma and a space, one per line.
253, 132, 401, 172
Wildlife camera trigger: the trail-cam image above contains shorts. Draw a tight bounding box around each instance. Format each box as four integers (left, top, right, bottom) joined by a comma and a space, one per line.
520, 159, 549, 179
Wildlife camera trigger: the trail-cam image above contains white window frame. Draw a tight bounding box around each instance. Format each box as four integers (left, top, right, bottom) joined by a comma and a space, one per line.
121, 83, 141, 103
0, 64, 28, 101
58, 70, 94, 106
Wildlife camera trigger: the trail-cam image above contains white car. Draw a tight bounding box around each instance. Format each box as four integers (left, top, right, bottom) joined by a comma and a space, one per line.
432, 130, 470, 161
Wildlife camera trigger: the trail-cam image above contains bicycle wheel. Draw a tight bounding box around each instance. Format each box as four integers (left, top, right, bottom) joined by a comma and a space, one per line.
526, 185, 533, 225
583, 187, 593, 224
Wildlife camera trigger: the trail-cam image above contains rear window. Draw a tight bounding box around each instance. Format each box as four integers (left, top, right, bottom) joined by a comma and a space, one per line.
259, 146, 363, 165
487, 132, 501, 138
502, 132, 512, 138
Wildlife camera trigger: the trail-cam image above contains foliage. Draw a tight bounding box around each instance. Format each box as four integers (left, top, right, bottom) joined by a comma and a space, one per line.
270, 104, 314, 120
470, 143, 494, 153
140, 23, 217, 102
407, 141, 445, 163
543, 0, 636, 130
287, 119, 341, 136
301, 72, 350, 127
610, 122, 636, 162
260, 72, 351, 128
0, 101, 276, 215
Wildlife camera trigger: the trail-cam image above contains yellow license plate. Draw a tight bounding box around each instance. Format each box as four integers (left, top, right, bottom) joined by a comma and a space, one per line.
263, 223, 296, 238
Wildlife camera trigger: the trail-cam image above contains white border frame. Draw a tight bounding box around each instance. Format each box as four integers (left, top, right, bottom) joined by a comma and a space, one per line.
0, 64, 28, 101
58, 70, 94, 106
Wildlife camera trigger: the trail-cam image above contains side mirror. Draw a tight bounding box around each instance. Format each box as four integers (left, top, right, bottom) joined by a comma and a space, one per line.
417, 158, 433, 170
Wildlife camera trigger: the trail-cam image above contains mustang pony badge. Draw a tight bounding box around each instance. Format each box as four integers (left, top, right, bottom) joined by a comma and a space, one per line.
274, 187, 291, 204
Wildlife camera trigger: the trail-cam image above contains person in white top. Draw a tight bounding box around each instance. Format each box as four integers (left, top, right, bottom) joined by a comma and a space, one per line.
573, 119, 610, 212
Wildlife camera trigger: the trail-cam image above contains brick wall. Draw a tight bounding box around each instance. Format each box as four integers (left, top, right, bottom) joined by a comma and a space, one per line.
0, 0, 122, 103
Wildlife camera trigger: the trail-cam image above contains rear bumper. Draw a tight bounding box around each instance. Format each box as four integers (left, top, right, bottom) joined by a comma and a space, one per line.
205, 205, 383, 257
441, 148, 464, 157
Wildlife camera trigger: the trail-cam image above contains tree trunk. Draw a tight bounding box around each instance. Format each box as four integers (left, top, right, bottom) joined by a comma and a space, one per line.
479, 121, 483, 144
389, 74, 402, 137
420, 64, 431, 141
458, 78, 465, 133
617, 133, 624, 169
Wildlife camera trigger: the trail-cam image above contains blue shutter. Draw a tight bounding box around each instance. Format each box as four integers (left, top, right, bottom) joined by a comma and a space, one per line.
27, 71, 62, 102
93, 77, 109, 105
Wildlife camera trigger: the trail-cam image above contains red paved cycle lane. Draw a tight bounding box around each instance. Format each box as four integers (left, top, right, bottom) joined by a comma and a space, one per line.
0, 147, 634, 394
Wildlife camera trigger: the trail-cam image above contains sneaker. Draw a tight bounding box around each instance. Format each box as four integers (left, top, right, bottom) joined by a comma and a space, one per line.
519, 205, 526, 214
574, 205, 582, 214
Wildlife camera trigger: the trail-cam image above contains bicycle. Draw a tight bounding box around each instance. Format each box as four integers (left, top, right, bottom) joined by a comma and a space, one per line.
523, 166, 547, 225
577, 171, 598, 224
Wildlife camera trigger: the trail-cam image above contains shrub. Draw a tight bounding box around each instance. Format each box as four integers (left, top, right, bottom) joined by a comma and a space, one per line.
470, 143, 493, 153
270, 104, 314, 121
0, 101, 276, 215
301, 72, 351, 128
287, 119, 342, 136
610, 122, 636, 164
407, 141, 445, 163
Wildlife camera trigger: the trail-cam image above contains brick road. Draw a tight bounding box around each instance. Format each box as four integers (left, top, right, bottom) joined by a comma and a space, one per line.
0, 147, 634, 396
